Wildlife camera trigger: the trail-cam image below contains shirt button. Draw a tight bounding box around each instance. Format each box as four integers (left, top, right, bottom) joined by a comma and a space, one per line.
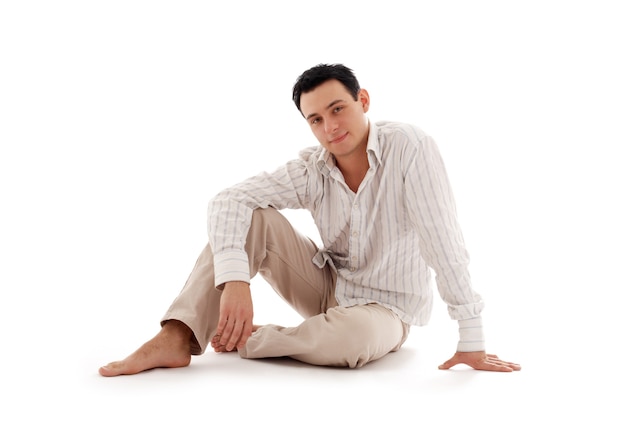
350, 267, 356, 272
352, 231, 359, 237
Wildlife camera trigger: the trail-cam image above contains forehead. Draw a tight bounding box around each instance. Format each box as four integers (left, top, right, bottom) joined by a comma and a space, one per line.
300, 79, 352, 114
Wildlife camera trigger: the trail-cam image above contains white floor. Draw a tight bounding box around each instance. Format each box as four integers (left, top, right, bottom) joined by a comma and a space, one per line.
3, 268, 623, 438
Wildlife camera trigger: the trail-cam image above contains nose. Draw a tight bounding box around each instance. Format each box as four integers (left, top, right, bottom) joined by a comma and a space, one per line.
324, 118, 338, 134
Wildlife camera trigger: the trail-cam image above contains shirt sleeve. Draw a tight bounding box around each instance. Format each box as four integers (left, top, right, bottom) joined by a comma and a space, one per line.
457, 316, 485, 352
404, 133, 486, 351
207, 159, 311, 288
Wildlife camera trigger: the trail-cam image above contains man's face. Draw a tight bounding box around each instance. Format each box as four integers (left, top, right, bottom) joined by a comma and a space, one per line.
299, 79, 370, 161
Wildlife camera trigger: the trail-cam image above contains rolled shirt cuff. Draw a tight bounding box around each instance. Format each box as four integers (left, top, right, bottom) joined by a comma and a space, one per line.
456, 316, 486, 352
213, 250, 250, 288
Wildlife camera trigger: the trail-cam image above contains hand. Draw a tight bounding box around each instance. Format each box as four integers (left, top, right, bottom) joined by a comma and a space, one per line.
439, 351, 521, 372
213, 281, 254, 352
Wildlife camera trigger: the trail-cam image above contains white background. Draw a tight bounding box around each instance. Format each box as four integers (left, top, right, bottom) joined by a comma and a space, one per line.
1, 1, 624, 437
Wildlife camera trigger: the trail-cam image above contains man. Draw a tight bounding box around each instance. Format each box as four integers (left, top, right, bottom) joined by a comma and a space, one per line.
99, 64, 520, 376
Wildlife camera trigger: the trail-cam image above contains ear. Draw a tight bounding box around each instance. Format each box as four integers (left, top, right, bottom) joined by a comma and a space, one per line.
358, 88, 370, 113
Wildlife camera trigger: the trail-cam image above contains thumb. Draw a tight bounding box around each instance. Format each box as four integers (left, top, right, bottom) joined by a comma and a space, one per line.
438, 357, 456, 370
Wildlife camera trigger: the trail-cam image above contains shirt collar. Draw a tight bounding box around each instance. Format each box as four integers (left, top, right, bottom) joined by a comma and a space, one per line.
316, 120, 381, 176
365, 121, 382, 167
316, 148, 334, 177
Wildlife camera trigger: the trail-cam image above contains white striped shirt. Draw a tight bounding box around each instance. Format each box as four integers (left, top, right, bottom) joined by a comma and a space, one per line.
208, 121, 485, 352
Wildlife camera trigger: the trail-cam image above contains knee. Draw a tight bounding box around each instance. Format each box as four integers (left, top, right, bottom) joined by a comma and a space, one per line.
248, 208, 286, 239
328, 306, 380, 341
246, 208, 280, 251
322, 305, 402, 368
250, 207, 280, 225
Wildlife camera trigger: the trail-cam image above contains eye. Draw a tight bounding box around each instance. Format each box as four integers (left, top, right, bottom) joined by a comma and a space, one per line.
333, 106, 344, 113
310, 117, 321, 125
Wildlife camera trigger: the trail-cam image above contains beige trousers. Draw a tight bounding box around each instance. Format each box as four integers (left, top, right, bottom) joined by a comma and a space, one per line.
162, 208, 409, 368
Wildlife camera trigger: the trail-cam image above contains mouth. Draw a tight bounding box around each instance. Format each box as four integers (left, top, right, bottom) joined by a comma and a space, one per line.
329, 132, 348, 144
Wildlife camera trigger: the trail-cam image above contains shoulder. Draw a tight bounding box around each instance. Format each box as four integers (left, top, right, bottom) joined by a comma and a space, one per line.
297, 145, 323, 163
375, 120, 429, 144
376, 121, 432, 159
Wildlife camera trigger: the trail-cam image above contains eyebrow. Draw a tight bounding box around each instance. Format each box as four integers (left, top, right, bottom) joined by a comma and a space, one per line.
305, 99, 346, 121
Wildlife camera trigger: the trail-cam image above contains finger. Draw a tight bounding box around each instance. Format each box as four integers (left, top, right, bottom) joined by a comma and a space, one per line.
237, 320, 254, 349
487, 364, 514, 372
225, 320, 245, 351
218, 317, 235, 348
485, 354, 521, 371
491, 360, 521, 371
479, 359, 515, 372
215, 313, 229, 338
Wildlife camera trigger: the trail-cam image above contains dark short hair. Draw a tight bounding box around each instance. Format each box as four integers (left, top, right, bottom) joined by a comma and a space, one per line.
292, 63, 361, 114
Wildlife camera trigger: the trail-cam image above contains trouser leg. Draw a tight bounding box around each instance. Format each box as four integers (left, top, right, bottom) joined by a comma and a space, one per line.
239, 303, 410, 368
161, 208, 334, 355
160, 239, 220, 355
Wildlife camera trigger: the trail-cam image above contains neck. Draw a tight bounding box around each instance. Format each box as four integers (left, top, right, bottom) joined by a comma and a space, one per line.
336, 148, 369, 193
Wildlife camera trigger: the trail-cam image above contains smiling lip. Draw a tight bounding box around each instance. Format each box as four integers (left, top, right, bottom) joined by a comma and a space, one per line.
329, 133, 348, 144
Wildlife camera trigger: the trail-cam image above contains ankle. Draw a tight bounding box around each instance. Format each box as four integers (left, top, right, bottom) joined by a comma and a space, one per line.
162, 319, 193, 341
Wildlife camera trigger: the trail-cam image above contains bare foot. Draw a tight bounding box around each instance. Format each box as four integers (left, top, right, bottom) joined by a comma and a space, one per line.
99, 320, 192, 377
